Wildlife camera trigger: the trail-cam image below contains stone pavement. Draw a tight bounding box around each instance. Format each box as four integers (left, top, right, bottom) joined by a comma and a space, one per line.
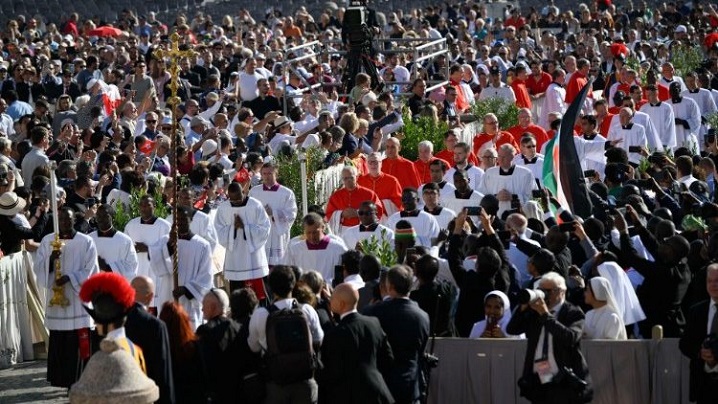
0, 361, 68, 404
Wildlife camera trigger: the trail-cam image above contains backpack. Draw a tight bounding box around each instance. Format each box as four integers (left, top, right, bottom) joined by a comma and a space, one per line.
264, 300, 317, 385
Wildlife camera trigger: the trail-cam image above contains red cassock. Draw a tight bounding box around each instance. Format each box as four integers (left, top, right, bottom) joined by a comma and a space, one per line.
413, 157, 451, 184
381, 156, 421, 190
565, 72, 592, 104
507, 124, 549, 151
325, 185, 385, 228
435, 149, 480, 167
511, 79, 532, 109
526, 72, 552, 95
472, 131, 519, 156
599, 113, 616, 137
357, 172, 404, 211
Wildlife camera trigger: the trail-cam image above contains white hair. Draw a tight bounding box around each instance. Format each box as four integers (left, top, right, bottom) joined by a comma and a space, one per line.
540, 271, 567, 291
418, 140, 433, 152
206, 288, 230, 314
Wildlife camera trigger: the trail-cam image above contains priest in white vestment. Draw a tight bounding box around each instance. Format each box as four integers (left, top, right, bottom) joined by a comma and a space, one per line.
90, 204, 138, 282
248, 162, 298, 265
37, 207, 99, 388
385, 188, 441, 247
124, 195, 172, 310
539, 69, 567, 130
341, 201, 394, 250
668, 82, 702, 151
443, 142, 484, 192
640, 84, 676, 150
163, 207, 214, 330
168, 188, 220, 275
442, 170, 484, 221
417, 159, 456, 210
513, 134, 544, 185
607, 107, 648, 165
478, 144, 536, 217
286, 213, 348, 282
215, 182, 271, 289
421, 182, 457, 231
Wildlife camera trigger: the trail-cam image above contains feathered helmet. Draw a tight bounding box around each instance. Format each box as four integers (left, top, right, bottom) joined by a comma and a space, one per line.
79, 273, 135, 325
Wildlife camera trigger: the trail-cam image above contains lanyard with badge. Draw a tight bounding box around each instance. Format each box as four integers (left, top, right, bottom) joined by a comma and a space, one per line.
535, 325, 554, 384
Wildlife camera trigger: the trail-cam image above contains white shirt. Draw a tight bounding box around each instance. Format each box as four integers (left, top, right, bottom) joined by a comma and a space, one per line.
532, 302, 563, 382
247, 298, 324, 353
478, 83, 516, 104
606, 122, 647, 165
238, 70, 266, 102
344, 274, 365, 290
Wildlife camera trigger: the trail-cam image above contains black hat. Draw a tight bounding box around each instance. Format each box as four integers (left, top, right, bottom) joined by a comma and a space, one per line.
489, 66, 500, 75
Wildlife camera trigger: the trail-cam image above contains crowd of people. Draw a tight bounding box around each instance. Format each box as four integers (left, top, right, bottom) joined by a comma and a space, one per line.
1, 0, 718, 403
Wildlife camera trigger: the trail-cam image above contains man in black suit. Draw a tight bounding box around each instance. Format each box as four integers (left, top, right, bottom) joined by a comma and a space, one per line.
318, 283, 394, 404
126, 276, 176, 404
363, 266, 430, 404
507, 272, 593, 404
50, 70, 82, 102
680, 264, 718, 404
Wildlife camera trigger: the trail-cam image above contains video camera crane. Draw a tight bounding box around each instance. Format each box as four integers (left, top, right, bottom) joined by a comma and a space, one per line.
341, 0, 384, 95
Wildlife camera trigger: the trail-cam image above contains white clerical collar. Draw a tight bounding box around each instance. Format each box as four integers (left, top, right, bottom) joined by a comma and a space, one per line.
106, 326, 127, 340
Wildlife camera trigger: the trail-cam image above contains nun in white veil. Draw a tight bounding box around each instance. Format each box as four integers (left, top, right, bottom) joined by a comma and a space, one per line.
597, 261, 646, 326
583, 277, 628, 340
469, 290, 524, 339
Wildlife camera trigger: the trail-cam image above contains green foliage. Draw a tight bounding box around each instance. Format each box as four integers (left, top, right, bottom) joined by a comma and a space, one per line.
470, 97, 520, 130
671, 44, 704, 78
625, 56, 648, 85
274, 148, 326, 237
113, 177, 169, 231
707, 112, 718, 132
399, 111, 449, 161
358, 229, 397, 267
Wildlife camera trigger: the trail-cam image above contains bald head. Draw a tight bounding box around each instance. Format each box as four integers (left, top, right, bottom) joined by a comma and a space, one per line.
131, 276, 155, 306
330, 283, 359, 315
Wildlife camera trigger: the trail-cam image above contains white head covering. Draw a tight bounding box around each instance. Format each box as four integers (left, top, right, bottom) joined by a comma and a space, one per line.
597, 262, 646, 325
469, 290, 523, 339
589, 277, 620, 314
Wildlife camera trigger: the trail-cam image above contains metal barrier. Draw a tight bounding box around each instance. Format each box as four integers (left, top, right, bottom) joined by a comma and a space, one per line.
280, 36, 450, 107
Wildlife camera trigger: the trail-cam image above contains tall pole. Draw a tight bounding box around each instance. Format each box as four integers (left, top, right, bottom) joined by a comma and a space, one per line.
154, 33, 197, 298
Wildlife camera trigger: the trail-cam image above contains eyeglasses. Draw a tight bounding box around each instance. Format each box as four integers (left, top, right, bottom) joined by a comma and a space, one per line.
357, 210, 373, 216
161, 126, 172, 131
146, 120, 157, 123
523, 144, 536, 148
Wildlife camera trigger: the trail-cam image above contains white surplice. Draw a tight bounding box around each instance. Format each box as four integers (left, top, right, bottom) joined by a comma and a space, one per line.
249, 185, 298, 265
385, 211, 441, 247
154, 235, 214, 329
607, 122, 648, 164
286, 236, 348, 282
668, 97, 702, 151
214, 198, 271, 281
341, 223, 395, 251
124, 217, 172, 308
89, 231, 138, 282
640, 101, 676, 149
167, 209, 220, 274
478, 165, 536, 216
36, 232, 98, 331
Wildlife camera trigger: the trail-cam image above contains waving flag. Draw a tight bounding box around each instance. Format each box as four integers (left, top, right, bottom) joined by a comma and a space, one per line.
542, 79, 593, 219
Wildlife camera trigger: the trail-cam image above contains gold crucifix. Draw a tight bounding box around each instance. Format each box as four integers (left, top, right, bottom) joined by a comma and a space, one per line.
153, 32, 197, 297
